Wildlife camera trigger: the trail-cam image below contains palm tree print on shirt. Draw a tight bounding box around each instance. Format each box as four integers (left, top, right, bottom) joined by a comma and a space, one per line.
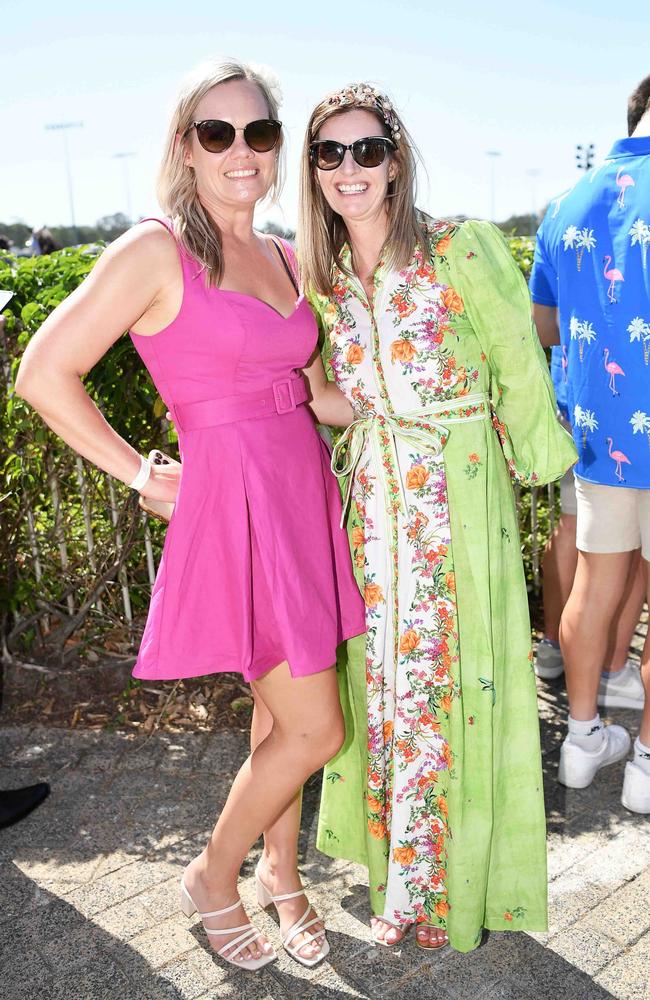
630, 410, 650, 450
569, 316, 597, 361
629, 218, 650, 269
574, 405, 599, 451
562, 226, 596, 271
628, 317, 650, 365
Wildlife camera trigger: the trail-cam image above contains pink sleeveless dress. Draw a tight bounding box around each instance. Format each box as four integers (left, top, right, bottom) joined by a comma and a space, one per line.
129, 220, 365, 681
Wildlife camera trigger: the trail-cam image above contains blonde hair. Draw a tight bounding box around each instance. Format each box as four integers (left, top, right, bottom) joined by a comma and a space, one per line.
298, 85, 429, 297
157, 57, 285, 286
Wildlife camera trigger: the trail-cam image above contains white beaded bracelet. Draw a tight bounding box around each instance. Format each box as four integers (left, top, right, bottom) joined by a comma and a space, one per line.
128, 455, 152, 492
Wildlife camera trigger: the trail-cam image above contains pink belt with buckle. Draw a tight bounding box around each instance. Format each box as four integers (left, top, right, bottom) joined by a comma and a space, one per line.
170, 374, 309, 432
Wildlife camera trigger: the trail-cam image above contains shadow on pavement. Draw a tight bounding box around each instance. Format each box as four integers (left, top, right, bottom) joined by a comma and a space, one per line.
0, 864, 188, 1000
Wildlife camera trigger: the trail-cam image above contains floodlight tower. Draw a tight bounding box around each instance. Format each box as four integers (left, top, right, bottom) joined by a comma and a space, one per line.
45, 121, 84, 233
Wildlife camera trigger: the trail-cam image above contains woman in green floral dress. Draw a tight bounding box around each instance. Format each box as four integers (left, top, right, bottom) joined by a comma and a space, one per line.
298, 84, 577, 953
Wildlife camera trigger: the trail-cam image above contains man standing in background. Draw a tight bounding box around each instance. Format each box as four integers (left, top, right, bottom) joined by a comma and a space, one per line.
534, 346, 645, 697
530, 74, 650, 813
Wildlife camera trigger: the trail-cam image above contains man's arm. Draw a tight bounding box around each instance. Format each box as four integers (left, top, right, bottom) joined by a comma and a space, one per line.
532, 302, 560, 348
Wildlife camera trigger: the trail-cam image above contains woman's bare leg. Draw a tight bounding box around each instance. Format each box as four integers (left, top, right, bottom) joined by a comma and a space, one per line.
183, 661, 343, 963
251, 687, 326, 961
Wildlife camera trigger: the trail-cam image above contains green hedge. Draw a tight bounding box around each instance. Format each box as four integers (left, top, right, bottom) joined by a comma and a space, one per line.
0, 246, 175, 663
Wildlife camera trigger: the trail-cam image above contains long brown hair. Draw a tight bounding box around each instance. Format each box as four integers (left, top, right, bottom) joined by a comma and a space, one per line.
157, 58, 285, 286
298, 85, 429, 297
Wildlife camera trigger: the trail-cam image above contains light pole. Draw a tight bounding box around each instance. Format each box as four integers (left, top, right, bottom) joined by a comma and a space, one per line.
576, 144, 595, 172
486, 150, 502, 222
526, 168, 541, 236
45, 121, 84, 235
113, 152, 136, 222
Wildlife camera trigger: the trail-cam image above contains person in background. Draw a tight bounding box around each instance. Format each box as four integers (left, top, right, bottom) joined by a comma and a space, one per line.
531, 73, 650, 813
535, 344, 645, 711
30, 227, 60, 255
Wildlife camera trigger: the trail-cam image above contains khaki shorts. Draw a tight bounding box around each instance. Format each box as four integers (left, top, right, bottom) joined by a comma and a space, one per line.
575, 477, 650, 560
556, 415, 577, 516
559, 469, 577, 516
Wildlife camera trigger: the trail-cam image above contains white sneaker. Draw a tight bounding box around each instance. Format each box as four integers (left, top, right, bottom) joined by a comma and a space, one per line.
558, 725, 631, 789
597, 660, 645, 710
535, 639, 564, 680
621, 761, 650, 814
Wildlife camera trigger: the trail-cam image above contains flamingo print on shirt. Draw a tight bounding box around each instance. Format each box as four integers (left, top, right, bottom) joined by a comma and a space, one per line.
606, 437, 631, 482
603, 256, 624, 303
616, 167, 635, 209
603, 348, 625, 395
551, 189, 572, 218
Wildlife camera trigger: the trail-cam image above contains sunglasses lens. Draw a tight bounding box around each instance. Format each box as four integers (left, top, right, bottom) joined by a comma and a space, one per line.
354, 139, 389, 168
312, 141, 344, 170
244, 119, 282, 152
195, 120, 235, 153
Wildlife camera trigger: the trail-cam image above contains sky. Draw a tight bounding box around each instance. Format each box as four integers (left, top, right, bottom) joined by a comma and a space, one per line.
1, 0, 649, 235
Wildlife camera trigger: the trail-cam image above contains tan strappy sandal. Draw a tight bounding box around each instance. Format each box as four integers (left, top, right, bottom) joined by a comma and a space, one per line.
370, 915, 412, 947
254, 863, 329, 968
415, 921, 449, 950
180, 879, 276, 971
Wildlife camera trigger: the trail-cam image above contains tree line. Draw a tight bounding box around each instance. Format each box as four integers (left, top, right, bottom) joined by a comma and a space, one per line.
0, 215, 297, 253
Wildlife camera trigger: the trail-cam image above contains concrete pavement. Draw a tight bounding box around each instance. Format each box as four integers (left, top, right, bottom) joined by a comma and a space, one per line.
1, 673, 649, 1000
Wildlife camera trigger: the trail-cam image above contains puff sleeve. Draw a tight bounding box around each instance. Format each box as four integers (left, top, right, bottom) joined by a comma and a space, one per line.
449, 220, 577, 486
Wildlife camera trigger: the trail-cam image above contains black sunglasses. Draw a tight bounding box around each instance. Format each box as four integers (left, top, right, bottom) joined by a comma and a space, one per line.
186, 118, 282, 154
309, 136, 396, 171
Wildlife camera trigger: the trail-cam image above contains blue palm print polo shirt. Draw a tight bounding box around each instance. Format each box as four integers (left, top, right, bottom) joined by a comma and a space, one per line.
530, 135, 650, 488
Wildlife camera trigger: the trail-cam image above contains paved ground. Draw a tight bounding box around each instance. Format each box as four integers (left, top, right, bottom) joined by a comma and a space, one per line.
1, 661, 649, 1000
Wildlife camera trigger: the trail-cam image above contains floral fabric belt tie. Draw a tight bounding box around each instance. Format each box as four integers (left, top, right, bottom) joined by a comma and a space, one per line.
331, 392, 491, 529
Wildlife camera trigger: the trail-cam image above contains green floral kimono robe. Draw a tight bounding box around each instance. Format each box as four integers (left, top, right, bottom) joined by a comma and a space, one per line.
309, 219, 577, 953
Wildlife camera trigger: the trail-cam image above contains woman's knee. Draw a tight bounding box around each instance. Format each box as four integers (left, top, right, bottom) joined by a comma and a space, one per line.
254, 663, 345, 763
317, 712, 345, 763
283, 712, 345, 769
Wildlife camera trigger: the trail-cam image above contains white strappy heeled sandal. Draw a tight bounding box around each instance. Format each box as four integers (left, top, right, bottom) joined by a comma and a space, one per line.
370, 915, 412, 947
180, 879, 276, 971
254, 863, 330, 968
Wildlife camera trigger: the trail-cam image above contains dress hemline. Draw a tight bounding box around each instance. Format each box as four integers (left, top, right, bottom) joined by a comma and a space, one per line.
315, 841, 549, 953
452, 916, 549, 954
132, 623, 367, 683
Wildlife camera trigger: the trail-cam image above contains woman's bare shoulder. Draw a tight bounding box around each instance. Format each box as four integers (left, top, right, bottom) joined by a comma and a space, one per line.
102, 220, 178, 268
84, 223, 181, 311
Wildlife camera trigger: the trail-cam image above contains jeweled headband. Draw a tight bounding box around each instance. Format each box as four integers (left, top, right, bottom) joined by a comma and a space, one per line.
323, 83, 402, 143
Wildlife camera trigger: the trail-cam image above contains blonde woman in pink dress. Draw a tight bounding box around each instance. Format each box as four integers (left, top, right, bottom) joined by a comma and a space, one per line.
15, 59, 365, 972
